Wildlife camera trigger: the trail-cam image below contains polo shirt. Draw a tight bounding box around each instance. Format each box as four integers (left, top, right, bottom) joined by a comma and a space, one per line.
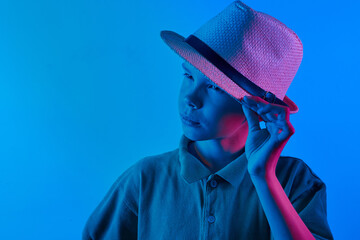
82, 134, 334, 240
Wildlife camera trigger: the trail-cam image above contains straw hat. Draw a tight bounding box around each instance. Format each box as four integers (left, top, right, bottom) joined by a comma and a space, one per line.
160, 0, 303, 113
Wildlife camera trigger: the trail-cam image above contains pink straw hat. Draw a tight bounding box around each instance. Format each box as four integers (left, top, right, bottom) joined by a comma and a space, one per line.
160, 0, 303, 113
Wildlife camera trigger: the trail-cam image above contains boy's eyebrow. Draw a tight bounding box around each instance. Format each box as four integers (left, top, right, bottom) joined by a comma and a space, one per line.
181, 62, 216, 85
182, 62, 191, 73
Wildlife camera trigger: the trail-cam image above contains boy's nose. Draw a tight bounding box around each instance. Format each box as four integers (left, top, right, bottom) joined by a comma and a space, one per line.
185, 99, 199, 109
184, 92, 202, 110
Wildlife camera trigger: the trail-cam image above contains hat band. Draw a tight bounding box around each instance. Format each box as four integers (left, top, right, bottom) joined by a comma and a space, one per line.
184, 34, 289, 107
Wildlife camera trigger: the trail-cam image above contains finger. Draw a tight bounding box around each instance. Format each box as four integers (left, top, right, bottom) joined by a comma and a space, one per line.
242, 96, 259, 108
257, 102, 288, 116
278, 121, 295, 141
265, 121, 279, 135
257, 110, 272, 122
244, 96, 288, 122
247, 97, 290, 121
259, 106, 280, 122
241, 99, 267, 122
278, 107, 290, 121
245, 95, 289, 114
242, 98, 271, 122
265, 112, 277, 122
252, 104, 274, 122
266, 120, 295, 141
241, 104, 260, 132
257, 104, 272, 114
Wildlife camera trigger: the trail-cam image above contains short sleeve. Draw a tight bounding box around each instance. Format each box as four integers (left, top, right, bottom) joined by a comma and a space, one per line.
273, 158, 334, 240
292, 182, 334, 240
82, 164, 140, 240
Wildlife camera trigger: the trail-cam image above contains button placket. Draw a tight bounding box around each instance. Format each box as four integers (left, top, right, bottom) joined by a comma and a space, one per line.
206, 175, 218, 230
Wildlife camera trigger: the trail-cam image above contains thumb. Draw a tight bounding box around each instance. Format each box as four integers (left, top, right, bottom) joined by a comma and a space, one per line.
242, 104, 260, 132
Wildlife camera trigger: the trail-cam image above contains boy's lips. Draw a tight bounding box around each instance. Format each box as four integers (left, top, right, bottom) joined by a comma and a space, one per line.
181, 114, 200, 124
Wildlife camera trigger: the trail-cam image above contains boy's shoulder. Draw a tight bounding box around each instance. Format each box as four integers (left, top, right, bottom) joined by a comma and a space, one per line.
276, 156, 326, 201
116, 148, 180, 183
130, 148, 180, 173
109, 148, 180, 207
276, 156, 323, 182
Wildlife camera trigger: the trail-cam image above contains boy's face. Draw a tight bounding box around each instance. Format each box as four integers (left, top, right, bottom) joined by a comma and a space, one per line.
178, 61, 248, 141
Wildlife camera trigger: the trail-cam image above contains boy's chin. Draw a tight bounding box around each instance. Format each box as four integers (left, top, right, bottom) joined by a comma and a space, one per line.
182, 130, 216, 142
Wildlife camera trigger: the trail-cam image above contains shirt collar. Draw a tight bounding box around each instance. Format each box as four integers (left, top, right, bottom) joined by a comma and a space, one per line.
178, 134, 248, 187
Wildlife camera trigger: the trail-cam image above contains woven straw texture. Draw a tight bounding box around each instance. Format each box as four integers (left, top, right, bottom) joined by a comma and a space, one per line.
161, 0, 303, 113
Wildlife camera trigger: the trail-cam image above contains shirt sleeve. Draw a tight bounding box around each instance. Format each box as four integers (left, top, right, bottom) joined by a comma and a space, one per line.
292, 182, 333, 240
271, 158, 334, 240
82, 164, 139, 240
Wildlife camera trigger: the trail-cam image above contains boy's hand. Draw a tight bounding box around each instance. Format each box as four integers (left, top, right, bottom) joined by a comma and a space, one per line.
240, 95, 295, 177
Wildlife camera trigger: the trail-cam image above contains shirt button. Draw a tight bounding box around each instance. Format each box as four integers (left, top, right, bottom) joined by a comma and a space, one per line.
207, 215, 216, 223
210, 179, 217, 188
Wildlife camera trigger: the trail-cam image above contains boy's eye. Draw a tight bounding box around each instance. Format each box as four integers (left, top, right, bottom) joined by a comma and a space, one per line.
208, 83, 224, 93
183, 73, 193, 80
208, 84, 220, 90
183, 72, 223, 93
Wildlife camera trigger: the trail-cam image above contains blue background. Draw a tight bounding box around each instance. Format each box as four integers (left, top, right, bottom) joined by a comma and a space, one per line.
0, 0, 357, 239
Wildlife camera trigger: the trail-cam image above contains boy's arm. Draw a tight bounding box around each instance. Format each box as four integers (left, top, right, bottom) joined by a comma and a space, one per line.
82, 198, 138, 240
240, 96, 332, 239
251, 169, 315, 240
82, 166, 139, 240
250, 161, 334, 240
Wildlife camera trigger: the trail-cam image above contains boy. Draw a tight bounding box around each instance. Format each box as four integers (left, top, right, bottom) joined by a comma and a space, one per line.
82, 1, 334, 239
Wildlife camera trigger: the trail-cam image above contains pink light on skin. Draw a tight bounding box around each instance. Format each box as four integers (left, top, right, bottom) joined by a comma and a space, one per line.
189, 112, 249, 173
262, 130, 315, 240
217, 113, 248, 153
242, 95, 315, 240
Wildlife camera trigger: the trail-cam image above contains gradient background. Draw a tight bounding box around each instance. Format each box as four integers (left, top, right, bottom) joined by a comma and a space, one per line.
0, 0, 358, 239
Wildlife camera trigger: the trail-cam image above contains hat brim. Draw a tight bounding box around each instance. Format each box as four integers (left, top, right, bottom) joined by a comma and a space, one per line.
160, 30, 299, 114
